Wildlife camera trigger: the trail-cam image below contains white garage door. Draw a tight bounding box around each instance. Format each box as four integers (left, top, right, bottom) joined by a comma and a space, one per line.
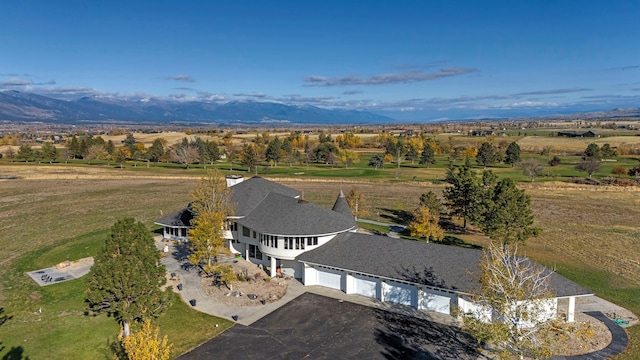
420, 292, 451, 314
316, 267, 343, 290
384, 281, 415, 306
352, 273, 378, 298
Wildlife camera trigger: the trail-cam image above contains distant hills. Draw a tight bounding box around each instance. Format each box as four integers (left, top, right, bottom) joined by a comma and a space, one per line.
0, 90, 394, 125
1, 90, 638, 125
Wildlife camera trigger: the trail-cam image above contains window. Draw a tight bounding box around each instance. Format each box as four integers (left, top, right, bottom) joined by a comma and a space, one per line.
295, 237, 305, 250
242, 226, 250, 237
248, 245, 262, 260
307, 237, 313, 246
252, 230, 257, 239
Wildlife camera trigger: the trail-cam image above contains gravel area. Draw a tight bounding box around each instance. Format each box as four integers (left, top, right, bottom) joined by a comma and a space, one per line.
199, 256, 289, 306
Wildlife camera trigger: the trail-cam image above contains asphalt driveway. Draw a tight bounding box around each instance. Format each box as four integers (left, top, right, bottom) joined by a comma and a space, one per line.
178, 293, 483, 360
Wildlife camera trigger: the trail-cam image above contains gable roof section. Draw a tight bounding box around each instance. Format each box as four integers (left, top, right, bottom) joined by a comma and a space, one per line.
155, 206, 194, 227
331, 190, 353, 218
229, 176, 300, 217
298, 232, 592, 297
236, 192, 357, 236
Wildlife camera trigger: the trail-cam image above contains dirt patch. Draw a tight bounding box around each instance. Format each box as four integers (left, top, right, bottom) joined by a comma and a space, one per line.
199, 256, 289, 306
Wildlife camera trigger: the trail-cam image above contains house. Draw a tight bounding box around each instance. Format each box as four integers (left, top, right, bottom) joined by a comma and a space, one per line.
156, 176, 357, 278
557, 130, 600, 138
156, 176, 592, 322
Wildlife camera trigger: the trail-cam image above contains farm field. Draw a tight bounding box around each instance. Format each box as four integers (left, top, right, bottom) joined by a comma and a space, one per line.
0, 163, 638, 359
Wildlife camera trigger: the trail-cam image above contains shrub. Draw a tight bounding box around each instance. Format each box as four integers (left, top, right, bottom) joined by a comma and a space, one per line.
548, 156, 561, 166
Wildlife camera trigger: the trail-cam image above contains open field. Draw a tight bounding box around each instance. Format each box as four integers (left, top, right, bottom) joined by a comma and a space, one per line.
517, 135, 640, 153
0, 164, 639, 358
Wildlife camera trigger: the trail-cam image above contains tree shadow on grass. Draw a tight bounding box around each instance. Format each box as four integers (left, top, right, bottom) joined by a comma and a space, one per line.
439, 217, 467, 235
439, 236, 482, 250
379, 208, 413, 225
374, 309, 484, 360
1, 346, 29, 360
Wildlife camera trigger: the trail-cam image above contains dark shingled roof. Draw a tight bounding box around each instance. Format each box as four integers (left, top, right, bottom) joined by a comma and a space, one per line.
229, 176, 300, 217
154, 206, 195, 227
236, 192, 357, 236
298, 232, 593, 298
331, 190, 353, 218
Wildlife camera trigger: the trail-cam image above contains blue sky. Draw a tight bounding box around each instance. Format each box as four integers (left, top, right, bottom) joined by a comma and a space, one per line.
1, 0, 638, 121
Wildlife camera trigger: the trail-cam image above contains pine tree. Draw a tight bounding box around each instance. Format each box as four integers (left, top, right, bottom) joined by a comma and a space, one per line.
443, 164, 481, 229
419, 144, 436, 167
479, 178, 540, 250
476, 141, 499, 168
86, 218, 169, 337
504, 142, 521, 166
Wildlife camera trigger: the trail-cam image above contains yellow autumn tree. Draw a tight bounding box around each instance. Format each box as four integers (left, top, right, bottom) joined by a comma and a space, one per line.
407, 205, 444, 241
188, 170, 234, 274
117, 319, 172, 360
346, 186, 369, 219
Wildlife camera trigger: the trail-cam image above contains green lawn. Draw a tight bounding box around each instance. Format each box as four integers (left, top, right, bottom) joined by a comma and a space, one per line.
0, 230, 232, 359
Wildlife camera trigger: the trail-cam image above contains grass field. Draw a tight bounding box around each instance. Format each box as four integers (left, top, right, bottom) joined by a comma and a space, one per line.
0, 162, 638, 359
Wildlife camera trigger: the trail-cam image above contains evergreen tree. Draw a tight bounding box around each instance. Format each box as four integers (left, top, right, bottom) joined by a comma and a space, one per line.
368, 154, 384, 169
67, 135, 81, 159
600, 143, 615, 160
265, 137, 283, 166
124, 133, 138, 153
17, 144, 33, 162
419, 144, 436, 167
86, 218, 169, 337
583, 143, 600, 159
476, 142, 499, 168
148, 138, 166, 163
443, 164, 481, 229
40, 142, 58, 164
479, 178, 540, 250
419, 191, 443, 215
504, 142, 521, 166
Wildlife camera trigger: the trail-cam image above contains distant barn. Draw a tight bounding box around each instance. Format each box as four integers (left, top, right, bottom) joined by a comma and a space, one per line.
557, 130, 599, 138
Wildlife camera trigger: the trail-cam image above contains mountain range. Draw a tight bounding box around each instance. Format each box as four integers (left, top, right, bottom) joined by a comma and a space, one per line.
0, 90, 394, 125
1, 90, 639, 125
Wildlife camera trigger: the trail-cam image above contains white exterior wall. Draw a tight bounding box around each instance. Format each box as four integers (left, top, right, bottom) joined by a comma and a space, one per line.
458, 297, 492, 322
303, 264, 317, 286
280, 259, 302, 278
260, 233, 337, 260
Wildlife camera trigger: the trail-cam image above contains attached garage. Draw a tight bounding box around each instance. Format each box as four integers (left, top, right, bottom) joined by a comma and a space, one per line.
383, 281, 416, 307
349, 273, 378, 298
316, 267, 344, 291
419, 289, 451, 314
